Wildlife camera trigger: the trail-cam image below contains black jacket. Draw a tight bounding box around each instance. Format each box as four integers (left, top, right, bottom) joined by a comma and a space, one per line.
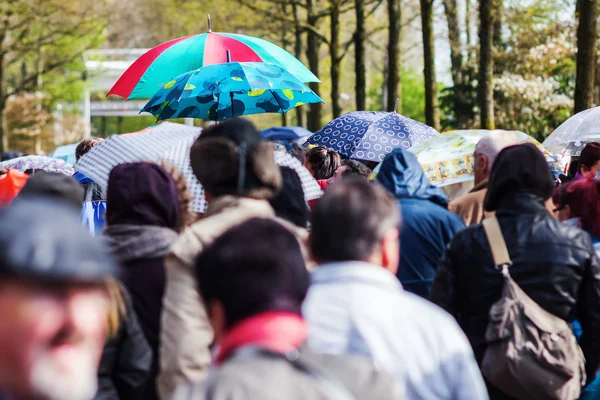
430, 194, 600, 389
95, 288, 152, 400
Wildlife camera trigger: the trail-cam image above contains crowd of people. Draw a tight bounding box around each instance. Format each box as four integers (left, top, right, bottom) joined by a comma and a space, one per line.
0, 120, 600, 400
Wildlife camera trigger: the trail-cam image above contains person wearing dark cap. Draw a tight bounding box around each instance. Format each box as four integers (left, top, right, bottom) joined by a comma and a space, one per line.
430, 143, 600, 398
173, 218, 400, 399
0, 198, 117, 400
159, 118, 308, 399
570, 142, 600, 180
18, 170, 84, 210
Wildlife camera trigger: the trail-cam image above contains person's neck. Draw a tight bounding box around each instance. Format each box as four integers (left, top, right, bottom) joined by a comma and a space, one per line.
215, 312, 307, 364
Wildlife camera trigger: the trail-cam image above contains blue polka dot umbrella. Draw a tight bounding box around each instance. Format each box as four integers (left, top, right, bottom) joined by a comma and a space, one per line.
306, 111, 439, 162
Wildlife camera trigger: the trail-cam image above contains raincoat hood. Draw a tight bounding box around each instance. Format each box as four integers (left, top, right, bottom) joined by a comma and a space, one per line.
376, 148, 448, 207
106, 162, 180, 228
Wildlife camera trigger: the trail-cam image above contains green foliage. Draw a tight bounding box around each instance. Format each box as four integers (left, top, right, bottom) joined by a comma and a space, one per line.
400, 68, 426, 123
366, 68, 426, 122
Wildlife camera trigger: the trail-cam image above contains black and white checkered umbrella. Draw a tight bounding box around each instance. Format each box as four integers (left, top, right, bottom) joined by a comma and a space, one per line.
76, 122, 321, 212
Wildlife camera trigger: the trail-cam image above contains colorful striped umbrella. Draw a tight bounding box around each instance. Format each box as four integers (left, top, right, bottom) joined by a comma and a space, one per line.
108, 31, 320, 100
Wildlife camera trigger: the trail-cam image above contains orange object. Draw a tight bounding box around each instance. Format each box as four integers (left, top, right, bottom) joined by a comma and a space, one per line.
0, 169, 29, 206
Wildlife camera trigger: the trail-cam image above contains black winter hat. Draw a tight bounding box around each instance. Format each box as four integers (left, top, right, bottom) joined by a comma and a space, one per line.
190, 118, 281, 200
484, 143, 554, 211
0, 198, 117, 282
19, 170, 84, 210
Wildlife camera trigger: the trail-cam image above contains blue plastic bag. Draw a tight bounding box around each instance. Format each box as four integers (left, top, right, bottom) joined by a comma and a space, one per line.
81, 201, 106, 236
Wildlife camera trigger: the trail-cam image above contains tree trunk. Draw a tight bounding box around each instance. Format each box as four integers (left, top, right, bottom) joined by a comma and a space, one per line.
574, 0, 598, 113
330, 0, 342, 118
493, 0, 503, 50
478, 0, 495, 129
306, 0, 323, 131
443, 0, 463, 86
387, 0, 401, 112
355, 0, 366, 110
443, 0, 466, 126
292, 2, 306, 127
0, 100, 5, 155
465, 0, 472, 52
420, 0, 440, 130
0, 37, 5, 154
281, 2, 290, 127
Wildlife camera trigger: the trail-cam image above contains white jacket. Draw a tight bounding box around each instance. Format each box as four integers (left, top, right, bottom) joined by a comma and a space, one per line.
303, 261, 488, 400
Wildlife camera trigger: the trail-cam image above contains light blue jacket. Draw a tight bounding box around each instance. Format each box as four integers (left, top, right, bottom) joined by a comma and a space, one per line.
303, 262, 488, 400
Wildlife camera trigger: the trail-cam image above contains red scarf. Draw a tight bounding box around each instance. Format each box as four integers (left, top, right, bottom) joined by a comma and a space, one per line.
215, 312, 308, 364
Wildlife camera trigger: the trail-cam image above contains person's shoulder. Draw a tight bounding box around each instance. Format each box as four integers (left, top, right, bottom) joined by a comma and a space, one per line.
301, 350, 402, 399
398, 290, 472, 346
523, 213, 594, 252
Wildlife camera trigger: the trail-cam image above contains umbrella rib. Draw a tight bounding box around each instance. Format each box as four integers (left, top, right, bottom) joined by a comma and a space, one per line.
269, 90, 286, 114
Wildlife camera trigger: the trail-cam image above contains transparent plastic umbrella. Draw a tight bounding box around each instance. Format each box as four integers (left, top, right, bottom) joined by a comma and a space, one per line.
543, 106, 600, 162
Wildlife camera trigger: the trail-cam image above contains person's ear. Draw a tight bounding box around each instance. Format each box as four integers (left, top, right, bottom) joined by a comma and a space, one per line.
380, 227, 400, 275
207, 300, 226, 341
478, 154, 489, 175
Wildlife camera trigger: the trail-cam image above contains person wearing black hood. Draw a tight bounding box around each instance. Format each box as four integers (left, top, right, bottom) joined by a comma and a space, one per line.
103, 162, 189, 400
430, 143, 600, 398
376, 148, 465, 298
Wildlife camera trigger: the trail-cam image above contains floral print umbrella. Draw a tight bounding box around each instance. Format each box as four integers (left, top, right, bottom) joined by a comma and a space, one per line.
408, 129, 552, 186
0, 155, 75, 175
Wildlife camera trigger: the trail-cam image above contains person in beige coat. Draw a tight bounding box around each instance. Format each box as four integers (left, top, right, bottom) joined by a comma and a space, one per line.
449, 132, 519, 226
158, 118, 308, 399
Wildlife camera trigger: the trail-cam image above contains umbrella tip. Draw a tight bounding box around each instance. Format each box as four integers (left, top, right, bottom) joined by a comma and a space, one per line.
207, 14, 212, 32
394, 98, 399, 113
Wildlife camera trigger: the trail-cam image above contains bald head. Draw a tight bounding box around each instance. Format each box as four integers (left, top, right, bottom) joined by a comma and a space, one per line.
473, 131, 519, 185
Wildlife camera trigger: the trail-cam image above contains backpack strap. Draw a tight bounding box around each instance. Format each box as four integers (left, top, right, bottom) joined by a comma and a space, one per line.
482, 216, 512, 268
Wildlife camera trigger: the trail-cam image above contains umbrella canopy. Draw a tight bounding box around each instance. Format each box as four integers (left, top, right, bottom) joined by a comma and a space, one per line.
261, 126, 312, 141
306, 111, 439, 162
75, 122, 322, 212
75, 122, 204, 209
108, 31, 320, 100
409, 129, 551, 186
52, 143, 78, 165
543, 106, 600, 161
0, 155, 75, 175
141, 62, 323, 121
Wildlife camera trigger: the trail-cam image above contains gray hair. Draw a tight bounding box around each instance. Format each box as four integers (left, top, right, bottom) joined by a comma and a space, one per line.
475, 131, 520, 167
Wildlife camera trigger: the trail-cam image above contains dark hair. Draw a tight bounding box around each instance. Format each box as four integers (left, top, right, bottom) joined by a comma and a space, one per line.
306, 147, 341, 180
310, 179, 400, 262
195, 218, 309, 328
190, 118, 281, 199
578, 142, 600, 173
76, 137, 104, 160
341, 159, 371, 180
289, 147, 307, 165
268, 166, 308, 228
